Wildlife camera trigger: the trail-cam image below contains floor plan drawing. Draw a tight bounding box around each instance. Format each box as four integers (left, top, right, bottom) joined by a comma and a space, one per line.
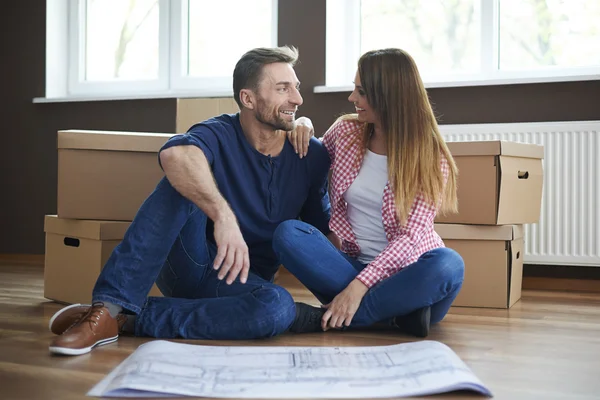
88, 340, 492, 398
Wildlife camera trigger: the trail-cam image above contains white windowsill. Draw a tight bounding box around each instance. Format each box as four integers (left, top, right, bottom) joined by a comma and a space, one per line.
32, 72, 599, 102
33, 89, 234, 104
313, 74, 600, 93
314, 73, 599, 93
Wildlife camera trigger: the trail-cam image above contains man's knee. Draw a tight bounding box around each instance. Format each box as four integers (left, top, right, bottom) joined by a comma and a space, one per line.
250, 285, 296, 338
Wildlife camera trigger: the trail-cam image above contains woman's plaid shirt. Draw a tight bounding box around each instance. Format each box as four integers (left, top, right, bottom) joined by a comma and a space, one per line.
322, 119, 449, 289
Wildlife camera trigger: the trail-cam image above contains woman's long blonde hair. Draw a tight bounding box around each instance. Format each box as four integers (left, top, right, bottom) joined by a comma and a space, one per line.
341, 48, 458, 225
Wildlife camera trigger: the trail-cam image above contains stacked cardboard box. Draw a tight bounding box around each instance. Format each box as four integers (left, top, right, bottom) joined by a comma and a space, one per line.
44, 97, 240, 305
44, 130, 175, 304
435, 141, 544, 308
175, 98, 239, 133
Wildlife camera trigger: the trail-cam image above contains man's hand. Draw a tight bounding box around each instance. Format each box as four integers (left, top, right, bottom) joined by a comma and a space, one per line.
160, 145, 250, 285
321, 279, 369, 330
212, 214, 250, 284
286, 116, 314, 158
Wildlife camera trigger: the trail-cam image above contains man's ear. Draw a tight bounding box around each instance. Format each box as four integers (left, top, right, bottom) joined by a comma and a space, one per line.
239, 89, 255, 110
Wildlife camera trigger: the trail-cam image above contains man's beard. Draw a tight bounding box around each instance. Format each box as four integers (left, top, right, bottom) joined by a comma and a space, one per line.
255, 101, 295, 132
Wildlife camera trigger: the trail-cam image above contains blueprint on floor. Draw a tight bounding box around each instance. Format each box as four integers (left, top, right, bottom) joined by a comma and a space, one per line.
87, 339, 492, 398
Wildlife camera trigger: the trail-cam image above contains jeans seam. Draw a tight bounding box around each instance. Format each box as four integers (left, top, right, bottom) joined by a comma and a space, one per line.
163, 257, 178, 295
178, 233, 209, 268
243, 286, 293, 332
291, 222, 341, 255
293, 224, 314, 235
188, 204, 199, 217
93, 294, 142, 315
134, 298, 151, 336
251, 289, 295, 333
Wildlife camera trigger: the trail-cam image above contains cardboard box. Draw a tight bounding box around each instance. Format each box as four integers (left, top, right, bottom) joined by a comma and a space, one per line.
436, 140, 544, 225
57, 130, 174, 221
176, 98, 239, 133
44, 215, 162, 305
435, 223, 524, 308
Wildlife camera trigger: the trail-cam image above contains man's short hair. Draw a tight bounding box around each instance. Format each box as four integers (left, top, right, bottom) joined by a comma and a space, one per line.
233, 46, 299, 108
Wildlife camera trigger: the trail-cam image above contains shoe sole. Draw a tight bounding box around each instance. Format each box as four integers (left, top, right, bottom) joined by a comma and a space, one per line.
48, 303, 87, 334
49, 335, 118, 356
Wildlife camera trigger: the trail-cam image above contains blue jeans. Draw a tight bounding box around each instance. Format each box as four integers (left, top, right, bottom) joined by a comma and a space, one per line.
92, 177, 295, 340
272, 220, 464, 327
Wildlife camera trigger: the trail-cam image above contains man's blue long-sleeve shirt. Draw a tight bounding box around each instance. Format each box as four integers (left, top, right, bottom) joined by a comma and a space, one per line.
159, 113, 331, 280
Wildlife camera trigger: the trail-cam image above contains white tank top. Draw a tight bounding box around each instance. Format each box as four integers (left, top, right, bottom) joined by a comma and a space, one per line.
343, 149, 389, 264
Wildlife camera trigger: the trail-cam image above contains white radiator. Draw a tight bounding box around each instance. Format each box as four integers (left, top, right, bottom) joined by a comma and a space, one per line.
439, 121, 600, 267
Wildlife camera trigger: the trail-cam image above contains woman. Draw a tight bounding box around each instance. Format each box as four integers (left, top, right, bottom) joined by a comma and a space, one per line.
274, 48, 464, 337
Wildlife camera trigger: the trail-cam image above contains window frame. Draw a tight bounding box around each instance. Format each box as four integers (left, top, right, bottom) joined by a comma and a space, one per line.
63, 0, 278, 98
322, 0, 600, 91
169, 0, 278, 94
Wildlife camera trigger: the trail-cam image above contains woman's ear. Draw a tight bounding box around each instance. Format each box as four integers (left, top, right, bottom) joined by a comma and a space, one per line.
239, 89, 255, 110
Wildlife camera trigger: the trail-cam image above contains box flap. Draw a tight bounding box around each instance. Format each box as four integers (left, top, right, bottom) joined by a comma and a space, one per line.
496, 156, 544, 224
500, 141, 544, 159
44, 215, 130, 240
58, 130, 175, 153
434, 223, 524, 240
447, 140, 544, 159
508, 238, 524, 307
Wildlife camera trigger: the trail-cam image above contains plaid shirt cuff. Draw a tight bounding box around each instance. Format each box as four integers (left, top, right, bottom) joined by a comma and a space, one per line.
356, 264, 388, 289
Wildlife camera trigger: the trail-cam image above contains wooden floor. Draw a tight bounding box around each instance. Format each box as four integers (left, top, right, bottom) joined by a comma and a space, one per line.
1, 265, 600, 400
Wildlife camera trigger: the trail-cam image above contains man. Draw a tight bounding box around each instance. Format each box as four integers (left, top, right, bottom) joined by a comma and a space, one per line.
48, 46, 332, 356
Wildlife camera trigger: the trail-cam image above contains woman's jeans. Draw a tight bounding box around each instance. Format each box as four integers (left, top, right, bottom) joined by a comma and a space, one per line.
272, 220, 465, 327
91, 177, 296, 340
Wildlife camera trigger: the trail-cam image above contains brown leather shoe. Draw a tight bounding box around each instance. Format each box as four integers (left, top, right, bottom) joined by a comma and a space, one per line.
49, 303, 91, 335
49, 302, 126, 356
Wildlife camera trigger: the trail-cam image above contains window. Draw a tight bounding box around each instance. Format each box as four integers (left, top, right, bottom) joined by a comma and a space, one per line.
83, 0, 160, 81
499, 1, 600, 70
324, 0, 600, 89
58, 0, 277, 98
361, 0, 481, 76
187, 1, 273, 78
